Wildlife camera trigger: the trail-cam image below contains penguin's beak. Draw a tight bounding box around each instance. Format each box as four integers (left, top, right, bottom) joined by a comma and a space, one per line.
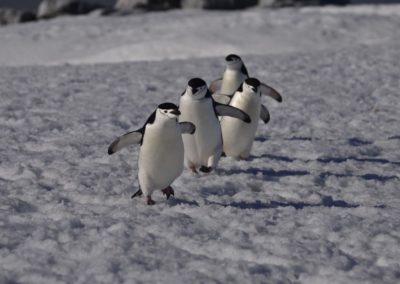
170, 109, 181, 116
250, 87, 256, 92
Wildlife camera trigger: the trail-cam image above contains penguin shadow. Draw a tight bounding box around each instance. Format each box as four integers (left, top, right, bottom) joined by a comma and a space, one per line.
207, 196, 364, 210
248, 153, 296, 163
254, 136, 314, 142
10, 199, 38, 214
285, 136, 313, 141
347, 137, 372, 146
316, 156, 400, 167
167, 197, 200, 207
218, 167, 310, 180
314, 171, 399, 186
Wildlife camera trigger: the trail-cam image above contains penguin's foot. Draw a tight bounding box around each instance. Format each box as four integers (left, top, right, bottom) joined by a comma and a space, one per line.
146, 196, 155, 205
199, 166, 213, 173
240, 156, 250, 161
221, 152, 226, 157
162, 186, 175, 200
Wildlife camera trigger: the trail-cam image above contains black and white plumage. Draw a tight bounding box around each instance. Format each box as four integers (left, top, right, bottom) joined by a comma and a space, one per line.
210, 54, 283, 103
179, 78, 251, 173
108, 103, 195, 205
220, 78, 271, 160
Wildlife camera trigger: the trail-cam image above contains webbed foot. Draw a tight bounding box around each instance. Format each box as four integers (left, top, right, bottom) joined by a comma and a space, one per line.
146, 196, 155, 205
162, 186, 175, 200
199, 166, 213, 173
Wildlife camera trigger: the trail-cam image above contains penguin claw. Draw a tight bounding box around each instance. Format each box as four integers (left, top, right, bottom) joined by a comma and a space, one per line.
162, 186, 175, 200
146, 196, 155, 205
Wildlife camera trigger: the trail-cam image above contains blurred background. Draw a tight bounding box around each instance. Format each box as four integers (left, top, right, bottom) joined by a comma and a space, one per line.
2, 0, 400, 26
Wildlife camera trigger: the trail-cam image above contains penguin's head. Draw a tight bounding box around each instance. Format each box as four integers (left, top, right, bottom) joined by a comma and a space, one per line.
225, 54, 243, 70
243, 78, 261, 95
186, 78, 209, 100
157, 102, 181, 120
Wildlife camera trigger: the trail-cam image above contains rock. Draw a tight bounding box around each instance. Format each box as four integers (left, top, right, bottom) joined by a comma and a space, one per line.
113, 0, 180, 13
114, 0, 147, 12
181, 0, 258, 9
0, 8, 37, 25
259, 0, 344, 7
37, 0, 104, 19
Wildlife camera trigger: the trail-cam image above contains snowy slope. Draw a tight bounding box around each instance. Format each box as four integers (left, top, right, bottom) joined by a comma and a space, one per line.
1, 6, 400, 284
1, 5, 400, 66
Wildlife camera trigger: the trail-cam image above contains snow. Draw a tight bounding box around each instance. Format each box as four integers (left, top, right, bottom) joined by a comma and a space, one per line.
1, 5, 400, 66
1, 4, 400, 284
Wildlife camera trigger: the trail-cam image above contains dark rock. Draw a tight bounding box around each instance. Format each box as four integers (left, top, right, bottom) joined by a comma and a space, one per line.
113, 0, 148, 13
0, 8, 37, 25
259, 0, 350, 6
113, 0, 180, 13
259, 0, 317, 7
181, 0, 258, 9
37, 0, 105, 19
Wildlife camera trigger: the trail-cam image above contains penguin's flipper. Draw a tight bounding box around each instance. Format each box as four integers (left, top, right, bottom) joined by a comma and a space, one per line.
214, 103, 251, 123
260, 83, 282, 103
212, 93, 232, 105
108, 130, 143, 155
260, 104, 270, 124
209, 78, 222, 93
179, 122, 196, 135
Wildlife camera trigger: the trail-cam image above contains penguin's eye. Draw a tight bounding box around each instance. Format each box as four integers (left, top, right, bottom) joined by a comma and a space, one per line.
163, 110, 167, 113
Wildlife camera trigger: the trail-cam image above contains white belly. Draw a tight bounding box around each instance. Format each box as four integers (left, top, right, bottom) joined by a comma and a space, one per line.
179, 97, 222, 167
138, 122, 184, 196
220, 93, 261, 158
220, 70, 247, 95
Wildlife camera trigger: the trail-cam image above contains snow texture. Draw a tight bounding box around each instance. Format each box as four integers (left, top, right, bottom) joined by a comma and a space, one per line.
1, 5, 400, 284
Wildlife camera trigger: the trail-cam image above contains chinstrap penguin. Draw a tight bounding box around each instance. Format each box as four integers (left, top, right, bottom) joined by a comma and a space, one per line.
210, 54, 282, 103
179, 78, 251, 173
220, 78, 271, 160
108, 103, 196, 205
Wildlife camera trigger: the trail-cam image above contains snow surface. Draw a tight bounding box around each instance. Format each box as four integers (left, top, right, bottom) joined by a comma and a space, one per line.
1, 5, 400, 284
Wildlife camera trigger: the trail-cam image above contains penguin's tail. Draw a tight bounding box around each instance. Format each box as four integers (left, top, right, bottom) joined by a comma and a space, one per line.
131, 188, 143, 199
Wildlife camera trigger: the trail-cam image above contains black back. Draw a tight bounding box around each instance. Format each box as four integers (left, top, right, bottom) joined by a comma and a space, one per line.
241, 64, 249, 76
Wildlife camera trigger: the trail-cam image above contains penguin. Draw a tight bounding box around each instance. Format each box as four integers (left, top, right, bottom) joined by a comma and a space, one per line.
179, 78, 251, 173
210, 54, 282, 103
220, 78, 271, 160
108, 103, 196, 205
